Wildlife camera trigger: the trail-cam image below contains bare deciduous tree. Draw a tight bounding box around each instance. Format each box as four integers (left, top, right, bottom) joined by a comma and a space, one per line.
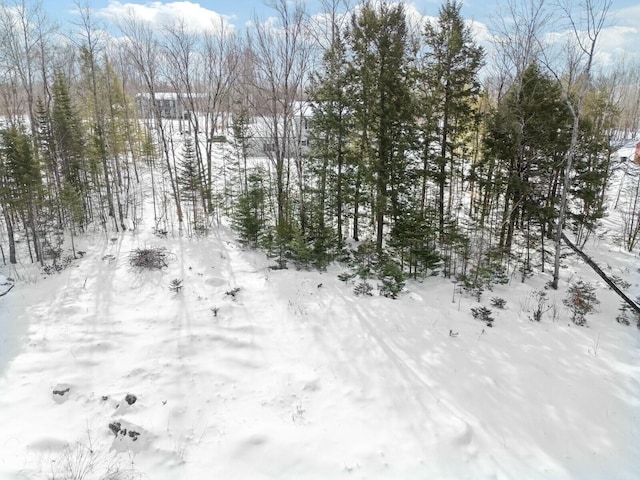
248, 0, 313, 240
550, 0, 612, 289
116, 9, 184, 229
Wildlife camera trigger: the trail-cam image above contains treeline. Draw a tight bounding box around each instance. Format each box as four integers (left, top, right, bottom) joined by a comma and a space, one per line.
0, 0, 638, 291
231, 0, 633, 293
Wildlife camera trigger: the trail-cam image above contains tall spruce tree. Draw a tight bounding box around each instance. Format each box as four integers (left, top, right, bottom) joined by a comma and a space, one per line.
307, 22, 350, 256
177, 134, 203, 229
483, 63, 571, 261
51, 71, 88, 229
347, 1, 415, 254
0, 127, 43, 264
422, 0, 483, 246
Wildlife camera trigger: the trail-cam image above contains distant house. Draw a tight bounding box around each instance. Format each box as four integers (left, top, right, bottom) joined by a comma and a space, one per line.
135, 92, 189, 120
245, 101, 312, 157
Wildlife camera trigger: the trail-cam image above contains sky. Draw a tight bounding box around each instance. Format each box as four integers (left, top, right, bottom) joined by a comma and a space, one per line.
40, 0, 640, 67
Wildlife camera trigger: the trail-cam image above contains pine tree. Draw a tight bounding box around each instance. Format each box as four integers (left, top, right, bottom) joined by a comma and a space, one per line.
569, 86, 617, 246
347, 1, 416, 254
482, 62, 572, 270
51, 71, 88, 229
0, 127, 43, 263
307, 23, 350, 257
422, 0, 483, 246
177, 134, 203, 229
233, 170, 268, 248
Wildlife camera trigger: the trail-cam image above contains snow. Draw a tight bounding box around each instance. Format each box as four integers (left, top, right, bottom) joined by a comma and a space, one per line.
1, 171, 640, 479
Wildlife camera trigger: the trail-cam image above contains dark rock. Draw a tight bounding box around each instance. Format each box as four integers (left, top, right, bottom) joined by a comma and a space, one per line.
128, 430, 140, 441
108, 422, 121, 436
52, 387, 70, 396
125, 394, 137, 405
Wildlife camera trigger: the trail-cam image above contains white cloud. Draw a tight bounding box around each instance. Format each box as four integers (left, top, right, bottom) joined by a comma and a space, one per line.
596, 25, 639, 66
97, 1, 234, 34
612, 4, 640, 28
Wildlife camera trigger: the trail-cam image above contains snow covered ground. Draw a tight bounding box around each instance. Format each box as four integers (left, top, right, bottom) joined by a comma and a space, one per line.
1, 171, 640, 479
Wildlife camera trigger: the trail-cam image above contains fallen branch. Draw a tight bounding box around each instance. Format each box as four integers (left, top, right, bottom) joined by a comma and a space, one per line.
0, 284, 14, 297
562, 232, 640, 317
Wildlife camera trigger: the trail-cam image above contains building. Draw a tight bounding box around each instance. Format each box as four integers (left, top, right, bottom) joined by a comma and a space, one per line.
135, 92, 189, 120
244, 101, 312, 157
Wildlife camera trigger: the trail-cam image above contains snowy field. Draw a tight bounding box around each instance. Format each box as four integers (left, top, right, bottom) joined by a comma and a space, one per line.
1, 166, 640, 479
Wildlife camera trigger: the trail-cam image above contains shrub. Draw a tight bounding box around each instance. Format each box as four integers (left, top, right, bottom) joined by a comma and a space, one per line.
338, 271, 356, 282
376, 257, 405, 299
46, 439, 140, 480
563, 280, 600, 326
353, 281, 373, 297
471, 306, 494, 326
225, 287, 241, 300
530, 290, 550, 322
129, 247, 168, 270
490, 297, 506, 309
169, 278, 183, 293
616, 302, 640, 327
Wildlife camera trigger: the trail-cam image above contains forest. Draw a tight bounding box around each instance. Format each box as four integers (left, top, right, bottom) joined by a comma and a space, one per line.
1, 0, 639, 295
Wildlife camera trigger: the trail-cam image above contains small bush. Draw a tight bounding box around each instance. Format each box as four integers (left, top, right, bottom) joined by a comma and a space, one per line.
490, 297, 506, 309
353, 281, 373, 297
467, 285, 484, 302
530, 290, 550, 322
129, 247, 168, 270
616, 302, 640, 327
563, 280, 600, 326
169, 278, 183, 293
45, 439, 140, 480
42, 255, 74, 275
338, 271, 356, 282
471, 306, 494, 326
377, 257, 405, 299
225, 287, 241, 299
611, 275, 631, 290
153, 227, 168, 238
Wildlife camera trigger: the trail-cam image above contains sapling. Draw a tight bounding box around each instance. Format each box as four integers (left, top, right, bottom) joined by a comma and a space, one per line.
616, 302, 640, 327
471, 306, 494, 326
353, 281, 373, 297
490, 297, 506, 309
225, 287, 241, 300
563, 280, 600, 326
169, 278, 183, 293
531, 290, 551, 322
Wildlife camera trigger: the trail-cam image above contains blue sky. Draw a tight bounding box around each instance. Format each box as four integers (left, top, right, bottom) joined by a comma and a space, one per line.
41, 0, 640, 66
46, 0, 502, 26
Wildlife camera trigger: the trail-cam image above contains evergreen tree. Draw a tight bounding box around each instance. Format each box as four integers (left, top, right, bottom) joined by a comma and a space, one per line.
0, 127, 43, 263
569, 86, 617, 246
482, 62, 572, 269
177, 134, 203, 229
307, 22, 351, 258
51, 71, 88, 228
422, 0, 483, 246
233, 170, 268, 248
79, 46, 119, 230
347, 1, 416, 254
